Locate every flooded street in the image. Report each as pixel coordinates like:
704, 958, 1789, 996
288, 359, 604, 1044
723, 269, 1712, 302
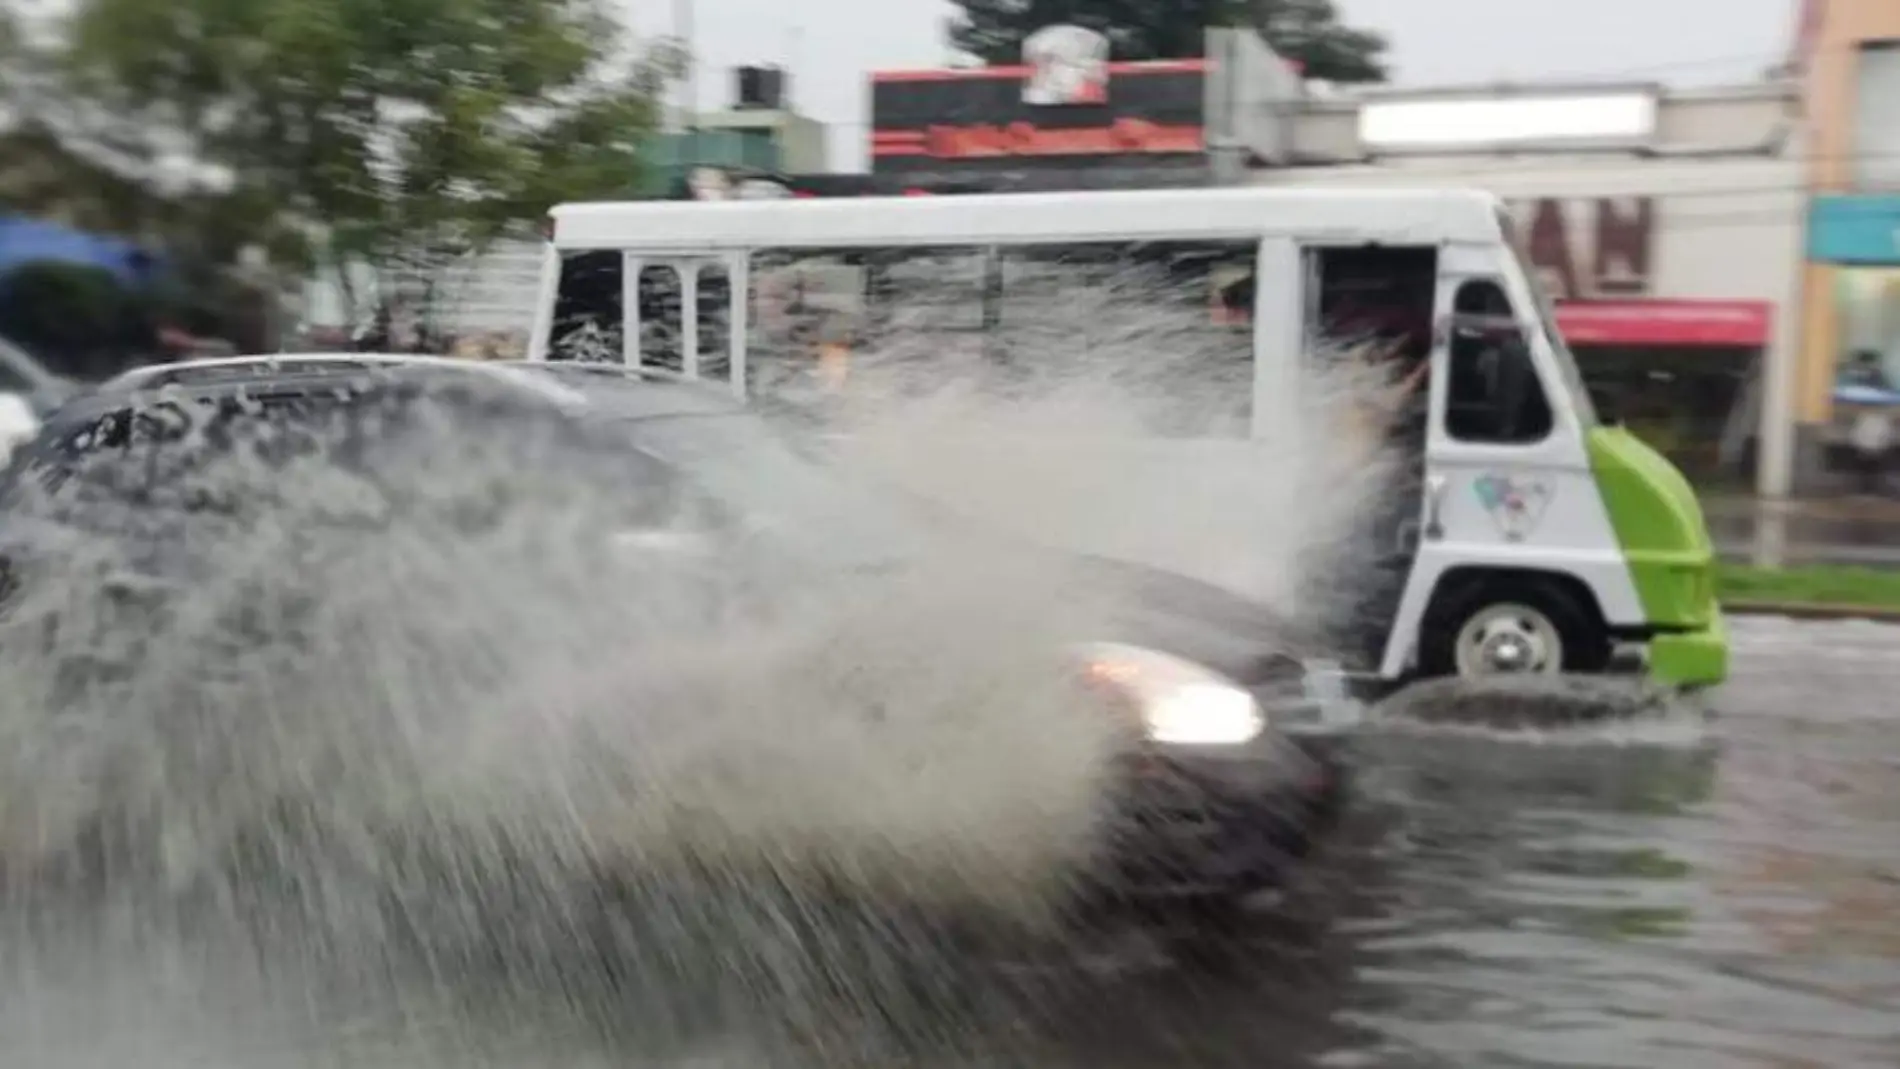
7, 607, 1894, 1069
1, 354, 1894, 1067
1017, 614, 1900, 1069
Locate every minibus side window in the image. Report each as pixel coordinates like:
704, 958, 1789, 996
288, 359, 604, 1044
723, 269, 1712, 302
746, 246, 986, 406
1497, 205, 1596, 427
697, 264, 732, 381
618, 262, 732, 380
1444, 279, 1553, 444
638, 264, 683, 371
549, 251, 623, 362
996, 240, 1255, 437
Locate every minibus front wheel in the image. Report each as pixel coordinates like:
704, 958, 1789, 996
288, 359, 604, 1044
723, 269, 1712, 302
1419, 574, 1611, 679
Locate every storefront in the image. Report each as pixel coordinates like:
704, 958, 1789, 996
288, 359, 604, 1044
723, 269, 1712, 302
1802, 194, 1900, 487
1787, 0, 1900, 492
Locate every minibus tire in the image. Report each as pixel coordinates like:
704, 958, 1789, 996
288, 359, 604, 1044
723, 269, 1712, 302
1419, 578, 1610, 679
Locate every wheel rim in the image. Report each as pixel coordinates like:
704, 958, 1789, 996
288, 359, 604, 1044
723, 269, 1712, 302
1453, 603, 1563, 677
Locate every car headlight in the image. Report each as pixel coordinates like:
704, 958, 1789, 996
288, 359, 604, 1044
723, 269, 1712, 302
1074, 642, 1266, 746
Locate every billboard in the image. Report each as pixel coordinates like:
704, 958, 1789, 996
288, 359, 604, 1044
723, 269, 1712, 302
869, 48, 1209, 179
866, 26, 1303, 188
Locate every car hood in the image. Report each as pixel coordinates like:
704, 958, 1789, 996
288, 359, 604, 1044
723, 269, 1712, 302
1041, 549, 1318, 688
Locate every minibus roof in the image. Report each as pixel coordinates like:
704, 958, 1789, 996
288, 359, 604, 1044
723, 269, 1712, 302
549, 186, 1506, 252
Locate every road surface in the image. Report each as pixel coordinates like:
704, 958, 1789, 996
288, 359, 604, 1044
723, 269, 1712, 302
968, 614, 1900, 1069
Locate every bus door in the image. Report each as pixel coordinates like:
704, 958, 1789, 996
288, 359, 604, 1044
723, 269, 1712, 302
1376, 243, 1587, 680
1299, 242, 1439, 667
624, 254, 749, 395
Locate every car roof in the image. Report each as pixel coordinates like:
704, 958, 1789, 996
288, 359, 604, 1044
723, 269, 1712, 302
64, 353, 744, 424
105, 352, 579, 399
493, 359, 746, 418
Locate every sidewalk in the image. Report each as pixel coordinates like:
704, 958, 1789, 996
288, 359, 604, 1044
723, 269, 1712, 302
1724, 599, 1900, 621
1702, 494, 1900, 569
1702, 494, 1900, 523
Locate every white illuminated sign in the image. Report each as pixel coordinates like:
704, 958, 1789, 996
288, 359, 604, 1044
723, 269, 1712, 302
1359, 93, 1658, 150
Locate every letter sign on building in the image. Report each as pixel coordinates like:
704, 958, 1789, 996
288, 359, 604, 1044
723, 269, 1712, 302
1510, 196, 1654, 301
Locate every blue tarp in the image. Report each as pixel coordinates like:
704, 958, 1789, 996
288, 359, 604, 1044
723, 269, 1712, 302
1835, 383, 1900, 407
0, 215, 163, 286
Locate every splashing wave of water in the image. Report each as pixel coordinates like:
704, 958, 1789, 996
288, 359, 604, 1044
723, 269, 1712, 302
0, 275, 1403, 1065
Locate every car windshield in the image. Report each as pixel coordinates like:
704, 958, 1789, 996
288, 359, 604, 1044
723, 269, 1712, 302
623, 412, 936, 569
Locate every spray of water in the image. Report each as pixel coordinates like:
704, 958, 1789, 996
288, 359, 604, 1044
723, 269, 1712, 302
1368, 675, 1715, 749
0, 260, 1405, 1066
773, 253, 1404, 614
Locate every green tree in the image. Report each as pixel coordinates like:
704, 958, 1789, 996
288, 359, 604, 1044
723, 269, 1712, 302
947, 0, 1388, 83
35, 0, 671, 329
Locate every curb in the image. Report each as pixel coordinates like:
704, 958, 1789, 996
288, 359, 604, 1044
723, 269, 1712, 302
1721, 600, 1900, 622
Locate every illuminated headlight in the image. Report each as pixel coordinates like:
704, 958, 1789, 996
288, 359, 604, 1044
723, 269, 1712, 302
1074, 642, 1266, 746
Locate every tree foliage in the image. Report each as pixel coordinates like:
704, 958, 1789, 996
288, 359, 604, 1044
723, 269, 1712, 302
30, 0, 669, 325
946, 0, 1388, 83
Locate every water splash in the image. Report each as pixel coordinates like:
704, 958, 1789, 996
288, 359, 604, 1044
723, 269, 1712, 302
0, 258, 1405, 1066
1368, 675, 1716, 751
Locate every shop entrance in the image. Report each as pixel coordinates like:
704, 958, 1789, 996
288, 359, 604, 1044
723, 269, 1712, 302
1573, 344, 1761, 491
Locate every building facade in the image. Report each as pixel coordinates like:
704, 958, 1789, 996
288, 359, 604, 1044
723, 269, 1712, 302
1793, 0, 1900, 493
770, 27, 1303, 196
1254, 82, 1807, 495
640, 65, 831, 198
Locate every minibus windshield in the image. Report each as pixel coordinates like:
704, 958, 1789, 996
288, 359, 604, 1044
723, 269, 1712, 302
1498, 207, 1597, 428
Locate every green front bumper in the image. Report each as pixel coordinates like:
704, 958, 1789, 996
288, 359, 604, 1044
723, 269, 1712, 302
1645, 609, 1729, 689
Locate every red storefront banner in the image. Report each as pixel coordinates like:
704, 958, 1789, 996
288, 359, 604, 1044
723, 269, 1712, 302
872, 119, 1206, 159
1554, 299, 1773, 348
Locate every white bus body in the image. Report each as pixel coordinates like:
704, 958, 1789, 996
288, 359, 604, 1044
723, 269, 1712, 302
530, 187, 1727, 689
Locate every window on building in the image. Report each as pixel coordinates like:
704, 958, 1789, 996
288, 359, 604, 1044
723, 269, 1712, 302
1445, 279, 1553, 444
1853, 41, 1900, 190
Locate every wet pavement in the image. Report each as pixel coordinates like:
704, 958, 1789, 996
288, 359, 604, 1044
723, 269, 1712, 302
9, 613, 1896, 1068
972, 615, 1900, 1069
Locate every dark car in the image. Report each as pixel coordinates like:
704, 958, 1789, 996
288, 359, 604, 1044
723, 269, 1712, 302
1, 353, 1347, 913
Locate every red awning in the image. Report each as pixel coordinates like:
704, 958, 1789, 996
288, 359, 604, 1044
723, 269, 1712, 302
1554, 299, 1773, 348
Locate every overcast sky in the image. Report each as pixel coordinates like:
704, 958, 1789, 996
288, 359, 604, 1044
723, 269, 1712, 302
616, 0, 1799, 170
